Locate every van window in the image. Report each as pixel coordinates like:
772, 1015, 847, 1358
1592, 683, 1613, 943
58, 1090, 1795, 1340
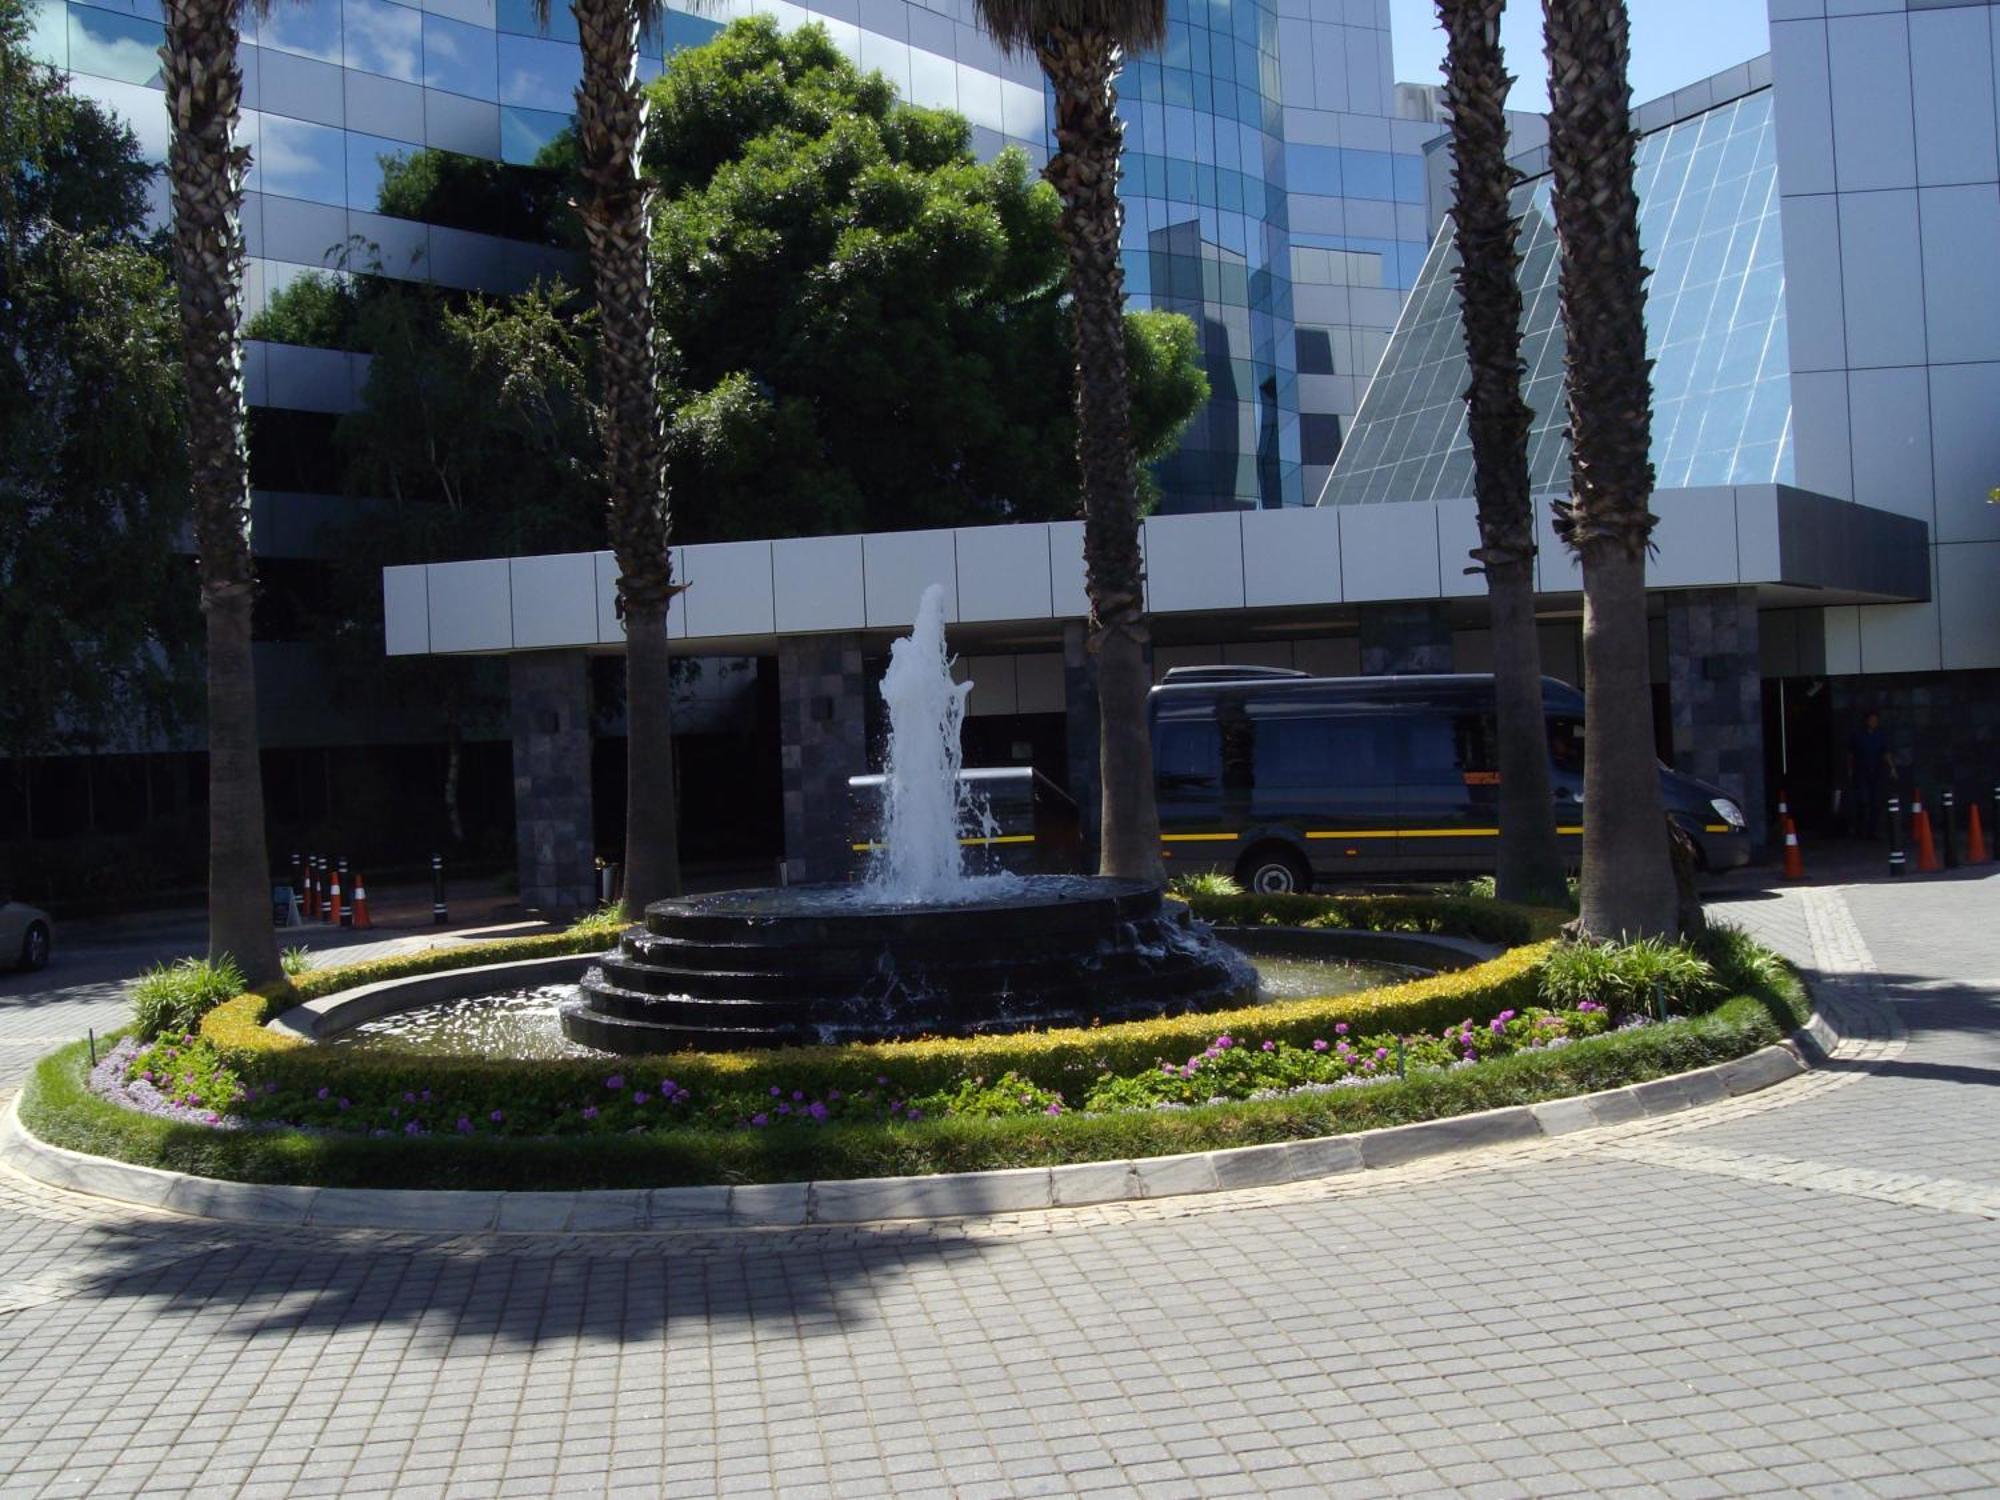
1155, 719, 1220, 788
1404, 711, 1497, 785
1549, 715, 1584, 775
1250, 709, 1396, 788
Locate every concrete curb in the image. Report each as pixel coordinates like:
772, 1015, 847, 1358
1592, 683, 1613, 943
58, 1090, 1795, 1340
0, 1008, 1832, 1233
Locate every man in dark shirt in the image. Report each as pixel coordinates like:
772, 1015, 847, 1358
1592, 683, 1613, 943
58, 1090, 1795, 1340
1847, 710, 1895, 839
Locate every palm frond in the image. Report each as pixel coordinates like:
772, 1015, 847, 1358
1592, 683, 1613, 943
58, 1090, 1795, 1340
974, 0, 1166, 56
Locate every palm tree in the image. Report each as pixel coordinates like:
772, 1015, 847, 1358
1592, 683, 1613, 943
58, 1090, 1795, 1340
973, 0, 1165, 885
1542, 0, 1677, 938
160, 0, 280, 985
547, 0, 682, 910
1435, 0, 1566, 909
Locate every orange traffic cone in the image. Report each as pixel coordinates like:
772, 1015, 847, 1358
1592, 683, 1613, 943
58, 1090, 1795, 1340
327, 868, 344, 926
1969, 803, 1991, 865
351, 873, 372, 930
1782, 815, 1805, 880
1913, 790, 1942, 873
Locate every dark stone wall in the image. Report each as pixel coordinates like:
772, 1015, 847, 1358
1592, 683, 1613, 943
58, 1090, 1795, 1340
1359, 602, 1453, 675
1666, 588, 1767, 846
778, 634, 867, 884
508, 650, 596, 911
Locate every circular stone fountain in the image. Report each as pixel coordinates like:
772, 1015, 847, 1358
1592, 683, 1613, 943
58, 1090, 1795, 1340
560, 585, 1254, 1054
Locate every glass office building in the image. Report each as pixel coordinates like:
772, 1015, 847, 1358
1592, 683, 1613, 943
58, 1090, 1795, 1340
35, 0, 1434, 515
1321, 84, 1791, 506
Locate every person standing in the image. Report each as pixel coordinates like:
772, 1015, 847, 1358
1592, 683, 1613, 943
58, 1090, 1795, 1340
1847, 709, 1895, 840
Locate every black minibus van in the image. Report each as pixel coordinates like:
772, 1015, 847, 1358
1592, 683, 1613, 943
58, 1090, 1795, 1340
1150, 667, 1751, 893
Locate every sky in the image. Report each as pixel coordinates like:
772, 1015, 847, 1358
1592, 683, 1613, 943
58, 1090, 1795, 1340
1387, 0, 1772, 115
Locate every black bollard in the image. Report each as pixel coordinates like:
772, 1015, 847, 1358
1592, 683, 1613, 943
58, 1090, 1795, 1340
338, 856, 353, 927
1943, 789, 1959, 869
1888, 794, 1905, 878
432, 852, 448, 925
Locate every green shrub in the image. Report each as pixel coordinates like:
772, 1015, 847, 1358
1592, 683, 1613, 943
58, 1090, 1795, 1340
1167, 871, 1243, 899
280, 946, 314, 977
129, 955, 247, 1041
565, 902, 631, 942
1538, 936, 1719, 1019
1699, 921, 1790, 996
1181, 890, 1566, 944
126, 1035, 245, 1115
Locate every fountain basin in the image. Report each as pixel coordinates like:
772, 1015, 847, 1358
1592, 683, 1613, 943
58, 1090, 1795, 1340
561, 876, 1257, 1052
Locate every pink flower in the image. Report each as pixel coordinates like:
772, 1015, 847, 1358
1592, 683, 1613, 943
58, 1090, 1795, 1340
1334, 1023, 1349, 1035
1261, 1040, 1276, 1053
1312, 1039, 1329, 1052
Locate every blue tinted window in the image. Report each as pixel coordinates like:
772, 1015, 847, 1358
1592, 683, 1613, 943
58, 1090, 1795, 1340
496, 0, 575, 44
68, 4, 161, 85
257, 0, 341, 63
425, 12, 496, 100
498, 32, 575, 111
344, 0, 420, 81
254, 114, 346, 205
500, 104, 570, 166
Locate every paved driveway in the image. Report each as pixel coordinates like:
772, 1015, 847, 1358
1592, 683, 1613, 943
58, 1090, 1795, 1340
0, 876, 1995, 1499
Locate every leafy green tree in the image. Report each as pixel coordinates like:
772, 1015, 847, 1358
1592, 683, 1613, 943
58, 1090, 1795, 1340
0, 0, 194, 760
648, 18, 1207, 539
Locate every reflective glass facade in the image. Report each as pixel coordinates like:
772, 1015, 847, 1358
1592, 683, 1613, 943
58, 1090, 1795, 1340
1321, 88, 1792, 506
40, 0, 1432, 514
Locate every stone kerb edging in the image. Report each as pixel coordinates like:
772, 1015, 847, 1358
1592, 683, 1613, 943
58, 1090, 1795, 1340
0, 1011, 1842, 1233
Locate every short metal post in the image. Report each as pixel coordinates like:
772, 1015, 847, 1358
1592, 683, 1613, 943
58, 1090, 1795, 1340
1888, 794, 1905, 878
1652, 981, 1667, 1024
88, 1029, 97, 1068
1943, 789, 1959, 869
431, 852, 448, 925
1395, 1037, 1406, 1080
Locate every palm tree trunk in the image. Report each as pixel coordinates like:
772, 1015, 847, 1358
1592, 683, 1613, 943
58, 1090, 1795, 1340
572, 0, 681, 909
1543, 0, 1677, 939
162, 0, 280, 985
1438, 0, 1566, 908
1036, 27, 1163, 886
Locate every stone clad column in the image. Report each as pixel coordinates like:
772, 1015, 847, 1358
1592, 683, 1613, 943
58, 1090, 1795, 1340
1666, 588, 1767, 847
509, 650, 596, 911
778, 634, 867, 884
1359, 602, 1453, 675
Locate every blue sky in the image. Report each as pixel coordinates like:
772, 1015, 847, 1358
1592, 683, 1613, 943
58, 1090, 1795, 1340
1387, 0, 1772, 114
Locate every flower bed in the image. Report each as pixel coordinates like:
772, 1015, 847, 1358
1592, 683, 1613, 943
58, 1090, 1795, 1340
13, 897, 1801, 1193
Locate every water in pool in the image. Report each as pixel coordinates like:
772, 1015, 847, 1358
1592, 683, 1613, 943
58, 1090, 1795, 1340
329, 957, 1417, 1057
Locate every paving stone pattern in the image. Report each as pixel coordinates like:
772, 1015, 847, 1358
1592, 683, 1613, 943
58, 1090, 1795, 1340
0, 875, 1996, 1497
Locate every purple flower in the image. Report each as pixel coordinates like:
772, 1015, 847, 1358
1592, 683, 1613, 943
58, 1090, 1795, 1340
1490, 1018, 1506, 1034
1261, 1040, 1276, 1053
826, 1089, 841, 1102
316, 1086, 329, 1101
770, 1086, 782, 1097
1312, 1039, 1329, 1053
792, 1090, 804, 1102
632, 1091, 650, 1106
906, 1108, 922, 1121
1216, 1035, 1233, 1049
1374, 1047, 1389, 1060
605, 1074, 625, 1090
420, 1090, 431, 1102
750, 1112, 769, 1127
777, 1103, 791, 1116
807, 1101, 828, 1122
581, 1106, 599, 1121
403, 1092, 416, 1104
489, 1108, 504, 1123
1335, 1023, 1349, 1036
337, 1098, 350, 1111
404, 1120, 422, 1136
673, 1089, 691, 1104
457, 1117, 474, 1133
876, 1075, 889, 1085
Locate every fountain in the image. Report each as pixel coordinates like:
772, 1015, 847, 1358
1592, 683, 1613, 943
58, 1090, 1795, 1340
560, 586, 1255, 1053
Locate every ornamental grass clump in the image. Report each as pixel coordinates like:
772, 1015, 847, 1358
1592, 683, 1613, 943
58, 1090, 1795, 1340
1537, 935, 1718, 1020
129, 955, 247, 1041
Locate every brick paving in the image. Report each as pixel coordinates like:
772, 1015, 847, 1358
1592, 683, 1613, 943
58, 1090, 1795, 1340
0, 874, 1995, 1497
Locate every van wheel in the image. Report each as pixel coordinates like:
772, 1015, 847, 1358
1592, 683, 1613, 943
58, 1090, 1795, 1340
1238, 846, 1311, 896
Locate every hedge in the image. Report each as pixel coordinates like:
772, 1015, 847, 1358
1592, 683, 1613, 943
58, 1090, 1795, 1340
20, 973, 1807, 1191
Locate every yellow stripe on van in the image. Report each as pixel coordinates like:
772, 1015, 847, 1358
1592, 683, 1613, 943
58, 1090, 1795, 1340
1160, 832, 1240, 842
1557, 825, 1583, 835
1304, 830, 1398, 839
1703, 823, 1730, 833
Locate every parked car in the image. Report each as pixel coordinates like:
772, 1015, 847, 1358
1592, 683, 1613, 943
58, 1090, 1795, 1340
1, 896, 53, 972
1150, 667, 1751, 894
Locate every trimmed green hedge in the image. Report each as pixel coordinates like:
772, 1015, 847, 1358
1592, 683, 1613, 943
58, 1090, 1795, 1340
1185, 891, 1567, 945
20, 972, 1807, 1190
